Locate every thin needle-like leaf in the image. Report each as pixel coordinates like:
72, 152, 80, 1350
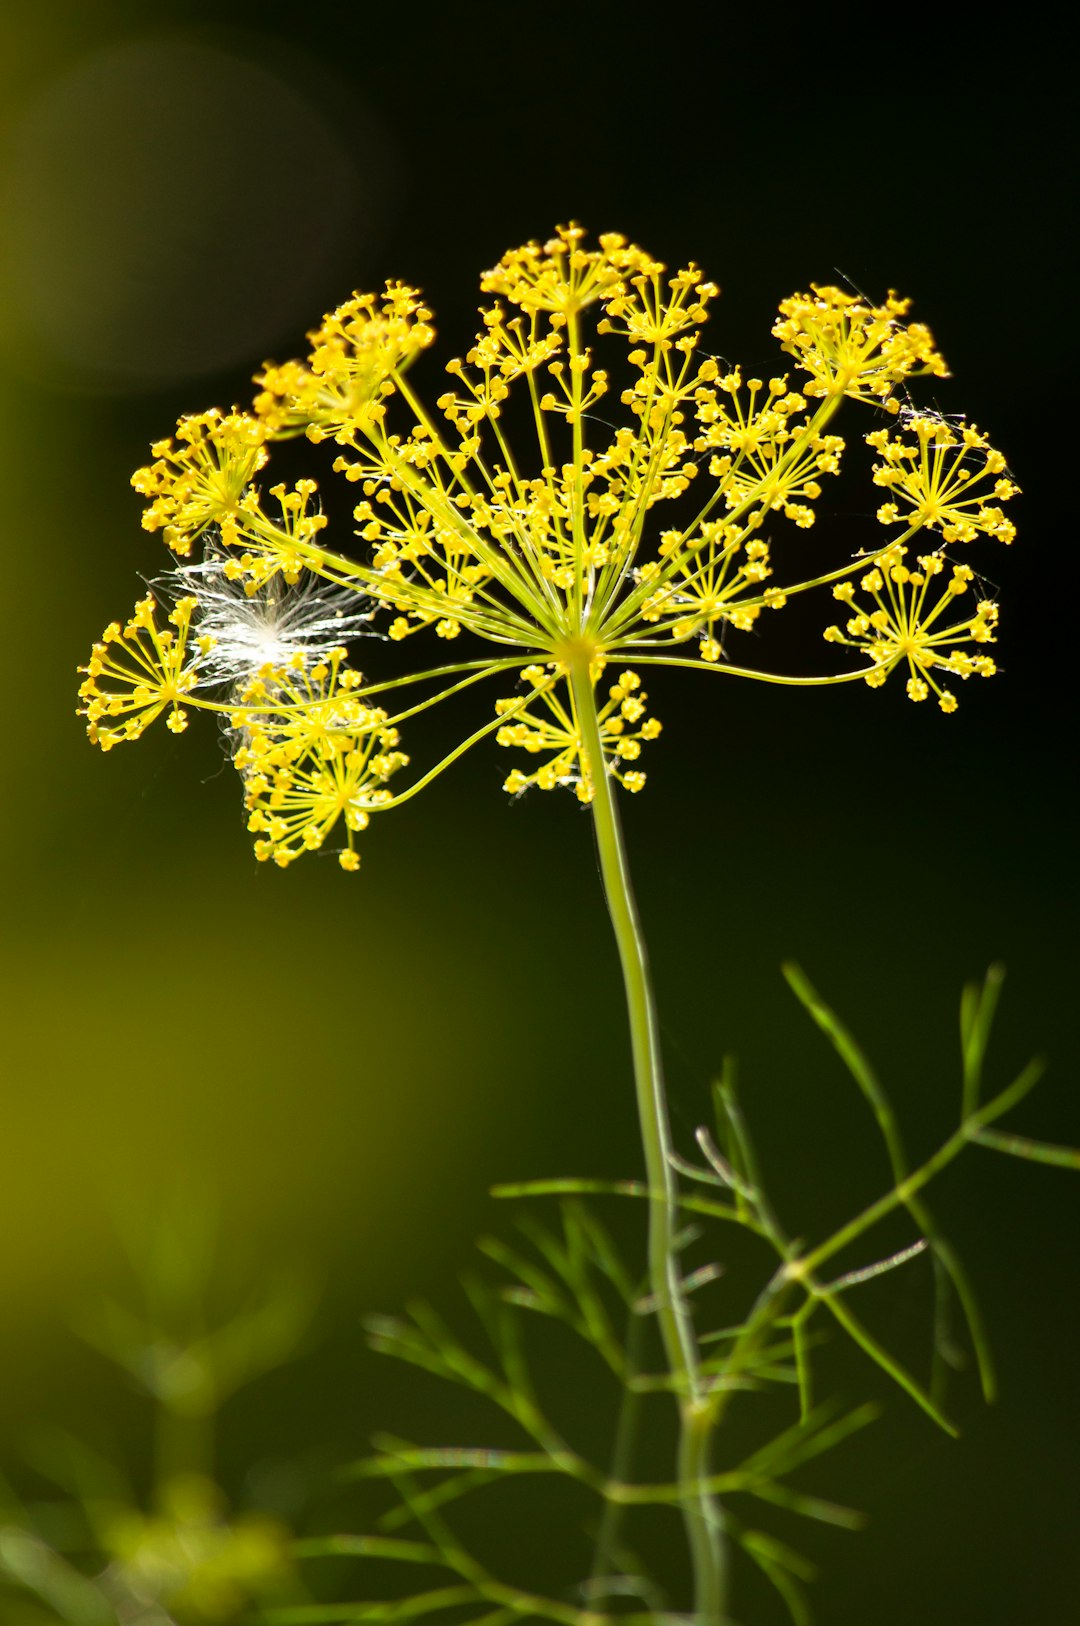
817, 1292, 957, 1435
972, 1128, 1080, 1169
823, 1237, 929, 1292
962, 964, 1006, 1118
783, 962, 996, 1401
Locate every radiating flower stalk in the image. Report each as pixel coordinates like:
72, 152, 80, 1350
78, 227, 1021, 1620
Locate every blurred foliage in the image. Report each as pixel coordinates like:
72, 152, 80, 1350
0, 1196, 312, 1624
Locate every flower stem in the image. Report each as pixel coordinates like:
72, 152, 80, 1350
567, 654, 726, 1624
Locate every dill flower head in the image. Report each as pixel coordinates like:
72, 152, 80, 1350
131, 411, 268, 556
253, 283, 435, 441
824, 546, 998, 712
78, 595, 211, 749
234, 648, 407, 871
773, 285, 949, 409
497, 664, 660, 800
868, 414, 1019, 544
80, 226, 1019, 868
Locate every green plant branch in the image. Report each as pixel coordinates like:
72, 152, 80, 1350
971, 1128, 1080, 1168
357, 959, 1071, 1626
782, 962, 996, 1402
793, 1056, 1046, 1282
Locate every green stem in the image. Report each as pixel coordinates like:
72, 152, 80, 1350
567, 653, 727, 1624
797, 1056, 1044, 1282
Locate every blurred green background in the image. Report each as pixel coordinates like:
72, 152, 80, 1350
1, 3, 1076, 1621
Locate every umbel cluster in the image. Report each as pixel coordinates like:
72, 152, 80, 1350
78, 227, 1018, 869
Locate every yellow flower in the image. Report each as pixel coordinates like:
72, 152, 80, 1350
867, 415, 1018, 544
296, 241, 952, 664
823, 546, 998, 710
773, 285, 948, 410
253, 282, 434, 443
497, 666, 660, 800
131, 411, 267, 555
234, 649, 408, 869
481, 224, 659, 318
78, 595, 209, 749
216, 478, 331, 592
83, 226, 1018, 866
694, 370, 844, 530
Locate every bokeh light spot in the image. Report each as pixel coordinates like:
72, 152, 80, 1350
0, 34, 389, 390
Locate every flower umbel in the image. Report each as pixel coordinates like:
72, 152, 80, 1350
233, 649, 408, 870
253, 282, 435, 442
772, 284, 949, 409
498, 665, 660, 799
79, 595, 210, 749
824, 545, 998, 710
80, 225, 1019, 866
132, 411, 268, 556
869, 414, 1019, 544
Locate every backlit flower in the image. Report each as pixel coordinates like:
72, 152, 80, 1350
234, 649, 407, 870
823, 545, 998, 711
132, 411, 267, 556
868, 414, 1018, 544
78, 595, 210, 749
497, 666, 660, 800
81, 226, 1018, 866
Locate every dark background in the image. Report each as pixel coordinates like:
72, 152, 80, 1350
1, 4, 1076, 1622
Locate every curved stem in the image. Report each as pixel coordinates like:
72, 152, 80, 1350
567, 652, 726, 1624
621, 654, 887, 686
374, 678, 545, 811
